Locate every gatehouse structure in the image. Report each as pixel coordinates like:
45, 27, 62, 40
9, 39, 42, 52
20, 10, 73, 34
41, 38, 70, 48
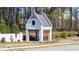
26, 9, 52, 42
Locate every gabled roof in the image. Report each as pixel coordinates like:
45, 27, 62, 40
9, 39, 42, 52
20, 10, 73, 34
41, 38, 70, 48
32, 11, 52, 27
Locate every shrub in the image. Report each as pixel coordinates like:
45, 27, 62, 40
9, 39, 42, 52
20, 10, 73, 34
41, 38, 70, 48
53, 31, 77, 38
66, 31, 73, 37
1, 38, 5, 42
76, 32, 79, 37
53, 32, 61, 38
18, 40, 20, 42
60, 31, 66, 38
66, 31, 77, 37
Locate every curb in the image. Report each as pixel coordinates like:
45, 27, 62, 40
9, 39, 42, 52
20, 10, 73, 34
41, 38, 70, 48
0, 42, 79, 50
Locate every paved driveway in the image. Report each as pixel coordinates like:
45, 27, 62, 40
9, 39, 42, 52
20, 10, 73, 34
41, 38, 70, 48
26, 44, 79, 51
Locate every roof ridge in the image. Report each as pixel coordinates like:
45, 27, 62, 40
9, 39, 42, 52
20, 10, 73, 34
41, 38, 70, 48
33, 11, 42, 25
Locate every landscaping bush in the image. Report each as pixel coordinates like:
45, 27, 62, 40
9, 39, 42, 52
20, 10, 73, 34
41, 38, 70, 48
53, 31, 77, 38
66, 31, 78, 37
18, 40, 20, 42
60, 31, 66, 38
74, 32, 78, 36
66, 31, 73, 37
53, 32, 61, 38
1, 38, 5, 42
76, 32, 79, 37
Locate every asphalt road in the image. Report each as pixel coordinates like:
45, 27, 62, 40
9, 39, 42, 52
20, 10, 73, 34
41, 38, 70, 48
26, 44, 79, 51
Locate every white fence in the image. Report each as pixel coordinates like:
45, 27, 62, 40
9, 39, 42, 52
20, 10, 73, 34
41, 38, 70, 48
0, 33, 23, 42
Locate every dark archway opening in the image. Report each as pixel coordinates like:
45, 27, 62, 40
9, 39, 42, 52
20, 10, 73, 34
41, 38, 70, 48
29, 35, 38, 41
29, 30, 39, 41
23, 35, 26, 41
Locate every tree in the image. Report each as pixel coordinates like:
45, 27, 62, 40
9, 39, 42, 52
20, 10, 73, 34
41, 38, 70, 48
69, 7, 72, 30
0, 8, 3, 20
0, 20, 10, 33
49, 7, 60, 31
73, 7, 79, 31
11, 23, 20, 33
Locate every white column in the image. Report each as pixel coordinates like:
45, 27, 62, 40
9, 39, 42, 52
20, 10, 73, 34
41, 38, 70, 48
39, 29, 43, 42
26, 29, 29, 42
19, 32, 23, 42
48, 28, 52, 41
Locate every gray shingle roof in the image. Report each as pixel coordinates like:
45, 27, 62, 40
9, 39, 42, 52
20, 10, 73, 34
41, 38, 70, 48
33, 11, 52, 27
